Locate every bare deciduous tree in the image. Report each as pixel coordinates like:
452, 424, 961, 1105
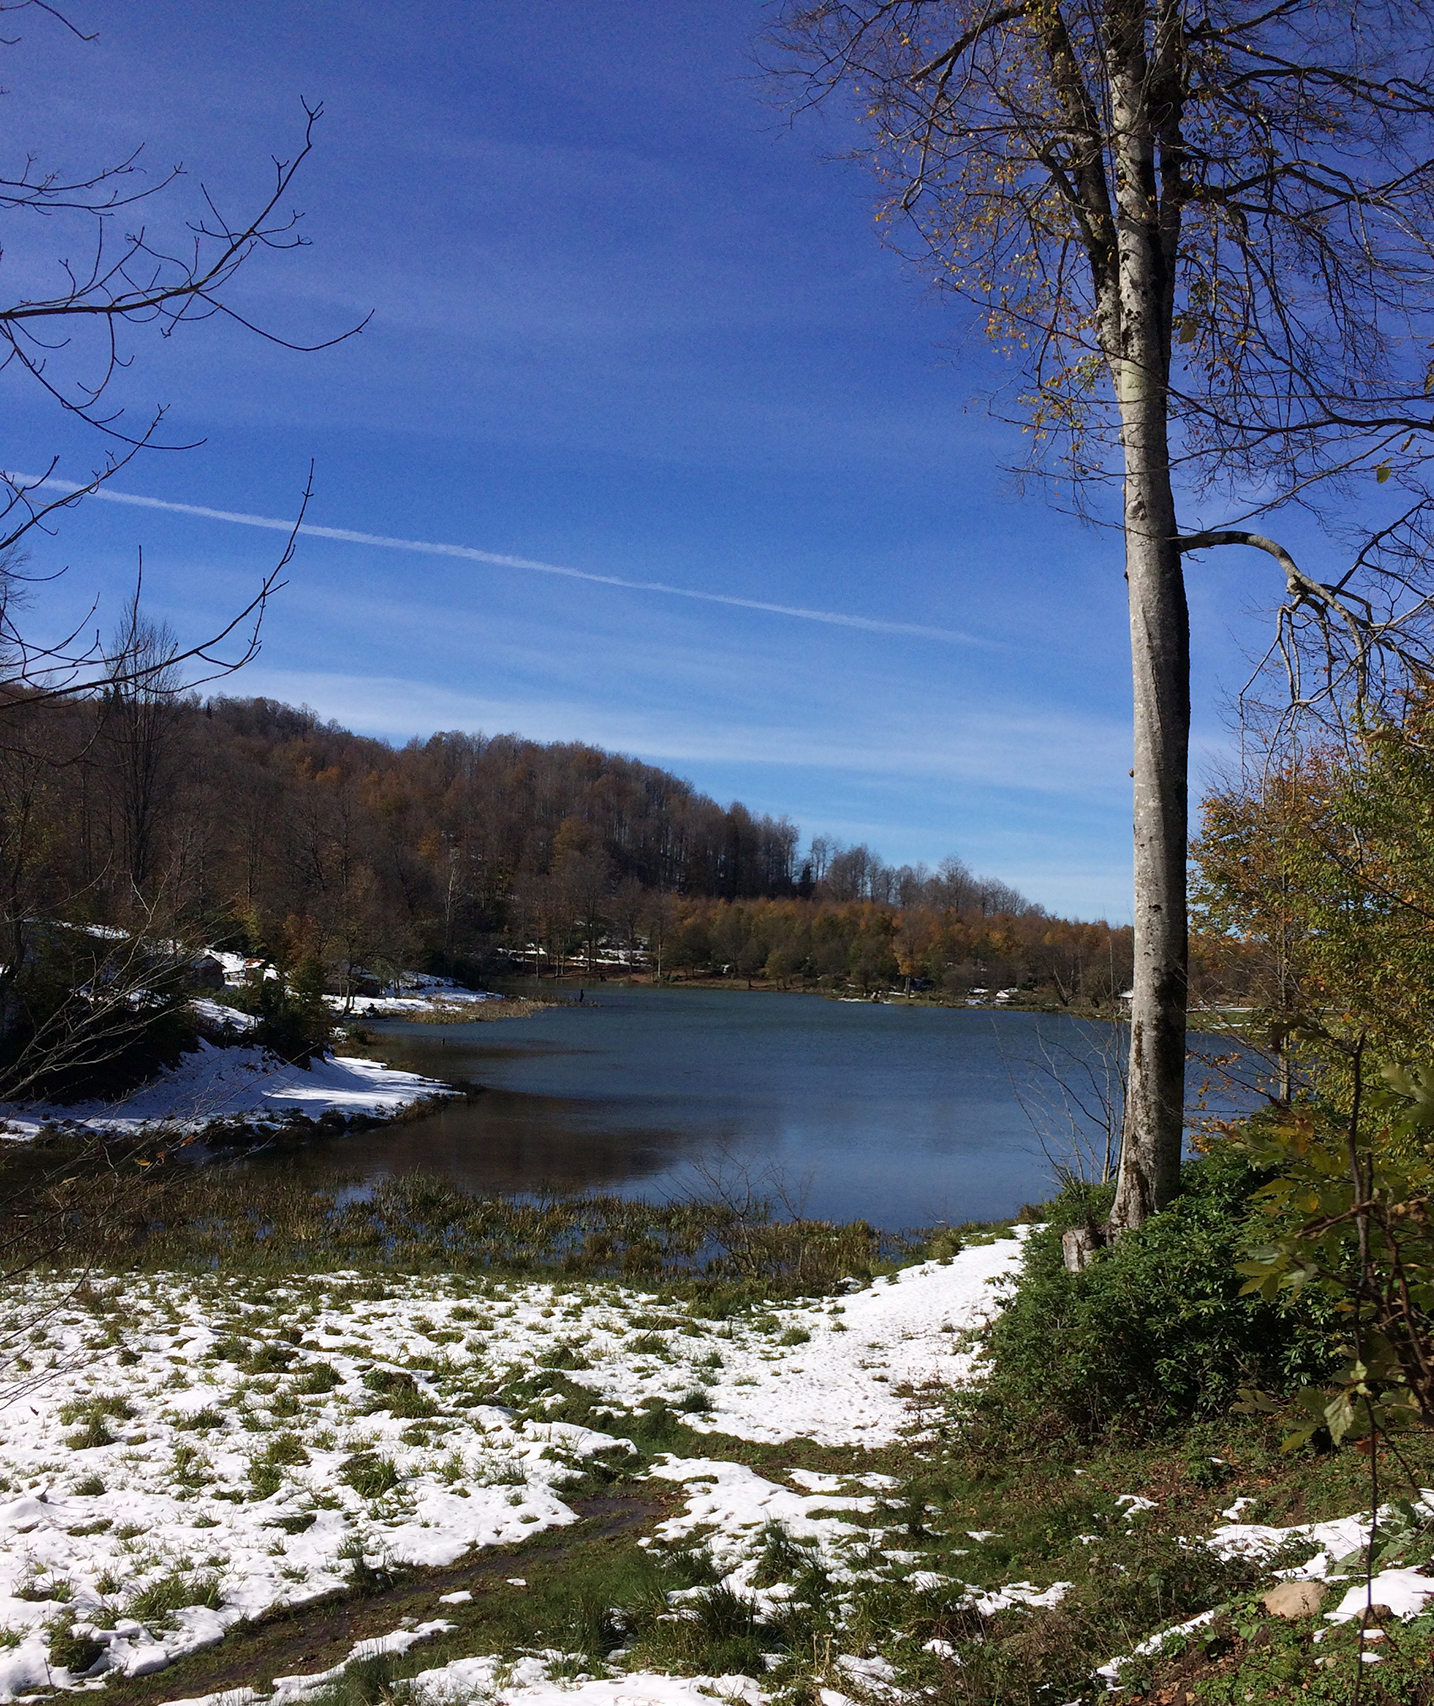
100, 594, 181, 901
0, 1, 363, 705
772, 0, 1434, 1227
0, 2, 357, 1236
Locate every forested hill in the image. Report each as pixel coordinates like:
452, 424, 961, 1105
2, 692, 1045, 983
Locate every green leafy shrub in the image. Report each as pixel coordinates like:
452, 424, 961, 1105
1237, 1080, 1434, 1446
974, 1148, 1337, 1442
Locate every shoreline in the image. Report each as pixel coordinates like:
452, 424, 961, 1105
488, 974, 1245, 1035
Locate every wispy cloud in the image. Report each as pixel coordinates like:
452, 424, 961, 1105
10, 475, 992, 648
238, 668, 1129, 800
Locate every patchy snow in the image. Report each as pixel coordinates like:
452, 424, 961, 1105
1100, 1498, 1434, 1685
0, 1041, 455, 1140
5, 1232, 1421, 1706
1326, 1568, 1434, 1622
265, 1620, 458, 1702
401, 1657, 767, 1706
0, 1272, 638, 1695
329, 977, 507, 1018
1115, 1494, 1156, 1515
1096, 1608, 1223, 1682
208, 951, 255, 982
0, 1238, 1037, 1694
648, 1457, 874, 1588
191, 1001, 259, 1034
967, 1580, 1070, 1615
1209, 1500, 1434, 1586
570, 1234, 1031, 1448
155, 1621, 458, 1706
202, 948, 507, 1018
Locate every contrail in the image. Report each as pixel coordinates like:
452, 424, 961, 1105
8, 473, 987, 647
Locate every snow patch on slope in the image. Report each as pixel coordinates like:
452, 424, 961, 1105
575, 1234, 1029, 1447
0, 1041, 454, 1138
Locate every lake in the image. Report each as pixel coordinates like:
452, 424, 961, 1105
254, 988, 1253, 1231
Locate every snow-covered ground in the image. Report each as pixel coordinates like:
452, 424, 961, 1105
162, 1652, 772, 1706
0, 1239, 1032, 1698
0, 952, 522, 1141
207, 953, 509, 1017
324, 977, 509, 1019
398, 1660, 767, 1706
565, 1239, 1030, 1447
0, 1040, 456, 1141
0, 1236, 1429, 1705
1211, 1506, 1434, 1618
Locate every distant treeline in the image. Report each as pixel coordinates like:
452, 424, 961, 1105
0, 688, 1202, 1006
648, 897, 1138, 1005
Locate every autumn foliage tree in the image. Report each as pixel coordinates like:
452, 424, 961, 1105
1194, 707, 1434, 1086
1197, 720, 1434, 1454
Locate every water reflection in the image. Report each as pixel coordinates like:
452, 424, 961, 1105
239, 989, 1257, 1231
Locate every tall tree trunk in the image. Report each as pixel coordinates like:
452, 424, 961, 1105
1111, 390, 1189, 1228
1107, 7, 1190, 1231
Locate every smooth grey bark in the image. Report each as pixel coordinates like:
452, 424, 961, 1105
1105, 3, 1190, 1231
1111, 401, 1190, 1229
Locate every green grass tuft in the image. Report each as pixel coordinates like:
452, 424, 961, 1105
339, 1451, 400, 1498
128, 1571, 221, 1626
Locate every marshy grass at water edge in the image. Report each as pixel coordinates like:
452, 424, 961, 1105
0, 1140, 938, 1300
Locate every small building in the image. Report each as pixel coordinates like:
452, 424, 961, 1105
188, 953, 226, 992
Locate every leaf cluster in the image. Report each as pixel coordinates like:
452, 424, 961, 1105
1192, 702, 1434, 1080
1235, 1074, 1434, 1447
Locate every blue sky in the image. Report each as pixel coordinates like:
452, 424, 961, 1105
2, 0, 1293, 919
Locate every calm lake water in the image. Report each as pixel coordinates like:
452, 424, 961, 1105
256, 989, 1253, 1232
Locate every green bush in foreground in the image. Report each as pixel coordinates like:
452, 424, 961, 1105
1136, 1596, 1434, 1703
973, 1147, 1338, 1443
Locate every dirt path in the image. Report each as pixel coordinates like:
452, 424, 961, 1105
100, 1488, 665, 1706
